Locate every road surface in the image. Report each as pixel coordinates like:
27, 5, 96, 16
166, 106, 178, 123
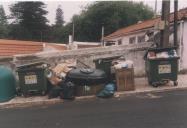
0, 89, 187, 128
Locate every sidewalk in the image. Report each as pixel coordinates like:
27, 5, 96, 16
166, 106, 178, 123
1, 74, 187, 109
134, 74, 187, 93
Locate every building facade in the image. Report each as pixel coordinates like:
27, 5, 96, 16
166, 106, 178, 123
104, 8, 187, 71
104, 8, 187, 46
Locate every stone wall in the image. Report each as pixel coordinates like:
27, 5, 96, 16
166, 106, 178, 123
2, 42, 183, 77
0, 57, 14, 69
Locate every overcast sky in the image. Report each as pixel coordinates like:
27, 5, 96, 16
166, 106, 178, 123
0, 0, 187, 25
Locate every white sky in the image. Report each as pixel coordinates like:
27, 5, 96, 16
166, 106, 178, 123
0, 0, 187, 25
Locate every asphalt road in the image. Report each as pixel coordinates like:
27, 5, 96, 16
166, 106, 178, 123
1, 89, 187, 128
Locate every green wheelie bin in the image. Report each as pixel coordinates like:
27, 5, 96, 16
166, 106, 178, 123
145, 47, 179, 87
17, 62, 48, 97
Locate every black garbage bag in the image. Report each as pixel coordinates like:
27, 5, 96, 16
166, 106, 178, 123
60, 81, 75, 100
48, 86, 62, 99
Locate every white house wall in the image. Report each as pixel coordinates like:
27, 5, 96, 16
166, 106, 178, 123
122, 37, 129, 45
105, 20, 187, 73
181, 20, 187, 70
107, 31, 146, 46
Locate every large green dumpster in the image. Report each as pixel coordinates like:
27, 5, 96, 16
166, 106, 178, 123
0, 66, 16, 102
17, 62, 47, 96
145, 47, 179, 87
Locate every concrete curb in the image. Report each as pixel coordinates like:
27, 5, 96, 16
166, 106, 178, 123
116, 86, 187, 96
0, 98, 63, 109
75, 86, 187, 100
1, 85, 187, 109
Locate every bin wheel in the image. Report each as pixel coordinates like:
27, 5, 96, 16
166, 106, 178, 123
174, 81, 178, 86
148, 81, 152, 85
41, 91, 46, 96
152, 83, 158, 88
22, 93, 29, 98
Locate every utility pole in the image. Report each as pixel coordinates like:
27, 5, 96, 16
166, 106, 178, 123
160, 0, 170, 48
101, 26, 104, 46
174, 0, 178, 48
40, 31, 43, 42
154, 0, 157, 18
72, 22, 75, 43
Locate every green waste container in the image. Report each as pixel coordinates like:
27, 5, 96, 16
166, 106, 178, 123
93, 56, 121, 82
0, 66, 16, 102
145, 47, 179, 87
17, 63, 47, 96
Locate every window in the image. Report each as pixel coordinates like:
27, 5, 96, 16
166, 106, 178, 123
138, 35, 145, 43
105, 42, 115, 46
118, 39, 122, 45
129, 37, 136, 44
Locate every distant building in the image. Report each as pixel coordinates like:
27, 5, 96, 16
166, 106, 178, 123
104, 8, 187, 70
104, 8, 187, 46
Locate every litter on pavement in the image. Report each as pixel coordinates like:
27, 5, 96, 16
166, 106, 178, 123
0, 56, 136, 103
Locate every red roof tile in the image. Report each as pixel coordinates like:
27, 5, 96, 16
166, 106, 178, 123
0, 39, 43, 57
104, 8, 187, 40
77, 44, 101, 49
45, 43, 67, 51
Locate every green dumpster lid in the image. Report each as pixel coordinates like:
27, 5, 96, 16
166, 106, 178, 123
93, 55, 122, 62
16, 61, 46, 70
147, 46, 177, 52
147, 57, 180, 61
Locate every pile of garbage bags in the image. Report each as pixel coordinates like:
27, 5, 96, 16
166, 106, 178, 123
48, 81, 75, 100
16, 56, 134, 100
147, 49, 178, 59
111, 57, 134, 70
46, 59, 117, 99
46, 59, 76, 99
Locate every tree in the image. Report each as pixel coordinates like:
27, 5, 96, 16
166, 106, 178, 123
8, 24, 32, 40
55, 5, 64, 27
69, 1, 154, 42
0, 5, 8, 38
49, 5, 65, 43
10, 2, 48, 41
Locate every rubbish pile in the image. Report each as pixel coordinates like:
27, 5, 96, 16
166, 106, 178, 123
112, 57, 134, 70
0, 56, 136, 103
111, 57, 135, 91
46, 59, 77, 99
47, 59, 76, 86
147, 49, 178, 59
